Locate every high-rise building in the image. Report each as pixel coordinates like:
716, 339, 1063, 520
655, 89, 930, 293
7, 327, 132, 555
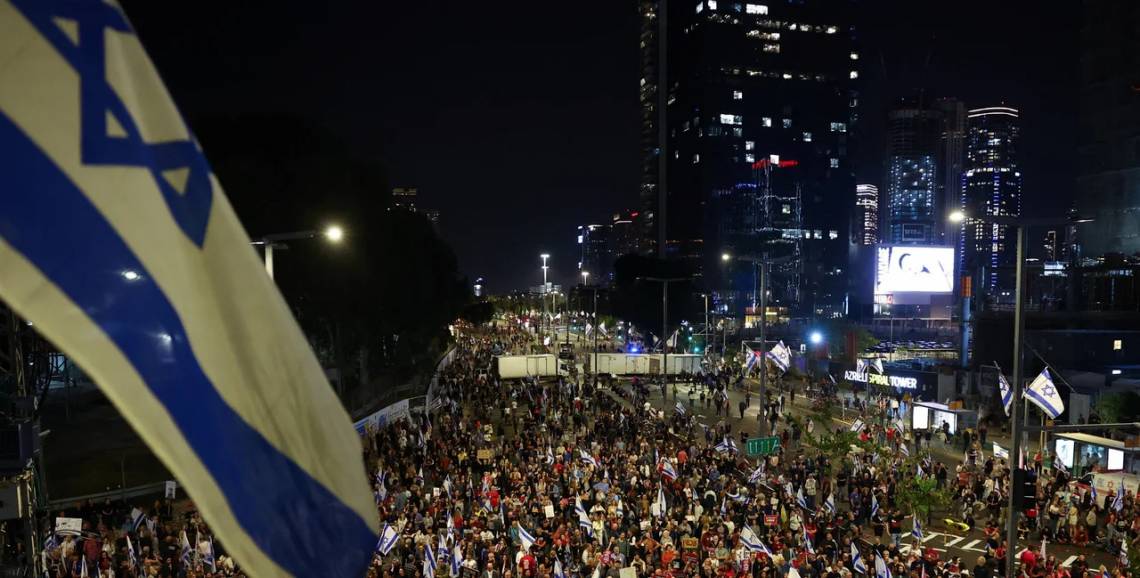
855, 184, 878, 245
639, 0, 858, 316
1044, 230, 1058, 261
577, 224, 614, 283
960, 106, 1022, 301
638, 0, 664, 257
1076, 1, 1140, 258
610, 210, 643, 260
884, 98, 941, 244
883, 96, 966, 246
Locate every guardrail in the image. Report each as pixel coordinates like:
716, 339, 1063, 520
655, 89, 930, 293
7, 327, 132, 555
47, 481, 166, 510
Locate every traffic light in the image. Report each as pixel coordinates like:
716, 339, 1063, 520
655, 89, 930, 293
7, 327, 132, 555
1012, 468, 1037, 511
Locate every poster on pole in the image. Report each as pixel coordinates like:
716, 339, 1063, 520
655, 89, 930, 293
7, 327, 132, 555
165, 480, 178, 499
55, 517, 82, 536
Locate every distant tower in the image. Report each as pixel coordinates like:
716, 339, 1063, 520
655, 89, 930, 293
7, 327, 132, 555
960, 106, 1022, 301
855, 184, 879, 245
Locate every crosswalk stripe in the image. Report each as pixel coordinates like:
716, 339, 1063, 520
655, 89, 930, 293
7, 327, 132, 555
961, 539, 985, 551
922, 532, 940, 543
941, 536, 964, 548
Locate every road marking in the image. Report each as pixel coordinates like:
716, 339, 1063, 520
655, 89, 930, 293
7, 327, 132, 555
922, 532, 940, 543
940, 536, 965, 548
960, 539, 984, 552
1061, 555, 1076, 568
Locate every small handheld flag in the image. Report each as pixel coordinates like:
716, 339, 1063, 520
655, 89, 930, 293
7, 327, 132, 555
580, 449, 600, 468
851, 542, 867, 574
377, 524, 399, 556
518, 526, 537, 551
997, 370, 1013, 416
661, 458, 678, 480
874, 552, 892, 578
911, 514, 923, 541
740, 526, 772, 555
824, 493, 836, 515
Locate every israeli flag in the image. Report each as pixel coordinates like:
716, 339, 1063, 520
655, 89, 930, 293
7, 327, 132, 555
80, 557, 88, 578
715, 437, 738, 453
377, 524, 399, 556
554, 559, 567, 578
180, 531, 193, 567
546, 446, 555, 466
575, 498, 594, 538
748, 461, 766, 484
796, 487, 808, 510
740, 526, 772, 555
655, 485, 667, 517
851, 542, 867, 574
661, 458, 678, 481
870, 494, 880, 518
424, 543, 437, 576
127, 535, 138, 569
802, 526, 814, 554
1024, 368, 1064, 419
872, 358, 885, 374
450, 543, 462, 577
911, 514, 923, 540
674, 401, 687, 416
856, 359, 867, 374
767, 341, 791, 372
824, 493, 836, 515
997, 371, 1013, 416
1090, 484, 1098, 507
745, 351, 760, 373
850, 419, 865, 433
518, 526, 537, 551
44, 533, 58, 553
205, 536, 217, 573
874, 552, 892, 578
900, 443, 910, 458
130, 508, 146, 532
1112, 479, 1124, 512
0, 3, 377, 577
580, 449, 600, 468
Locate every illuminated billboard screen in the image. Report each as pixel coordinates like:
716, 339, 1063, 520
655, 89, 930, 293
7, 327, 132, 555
875, 246, 955, 294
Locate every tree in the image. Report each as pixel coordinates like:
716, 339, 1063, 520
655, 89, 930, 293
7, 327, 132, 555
894, 463, 953, 524
1095, 391, 1140, 424
803, 428, 859, 476
193, 115, 470, 403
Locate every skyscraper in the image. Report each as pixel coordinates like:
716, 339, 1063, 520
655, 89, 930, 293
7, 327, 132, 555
639, 0, 858, 316
1076, 1, 1140, 258
884, 98, 941, 244
855, 184, 878, 245
577, 224, 614, 283
960, 106, 1022, 301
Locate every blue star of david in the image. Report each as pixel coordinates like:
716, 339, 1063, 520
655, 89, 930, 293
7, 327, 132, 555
12, 0, 214, 247
1041, 385, 1056, 397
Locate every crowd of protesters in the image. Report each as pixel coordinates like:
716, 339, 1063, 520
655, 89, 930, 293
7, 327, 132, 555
38, 496, 236, 577
35, 324, 1137, 578
361, 326, 1136, 578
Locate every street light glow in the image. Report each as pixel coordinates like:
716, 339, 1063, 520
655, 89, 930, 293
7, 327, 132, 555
721, 253, 731, 261
809, 331, 822, 345
323, 225, 345, 243
948, 210, 966, 223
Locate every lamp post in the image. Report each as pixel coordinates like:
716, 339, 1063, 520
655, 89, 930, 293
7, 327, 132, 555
947, 210, 1091, 578
540, 254, 550, 339
722, 251, 792, 435
252, 224, 345, 281
640, 276, 689, 390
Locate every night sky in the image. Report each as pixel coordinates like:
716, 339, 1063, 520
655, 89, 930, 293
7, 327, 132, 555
122, 0, 1077, 293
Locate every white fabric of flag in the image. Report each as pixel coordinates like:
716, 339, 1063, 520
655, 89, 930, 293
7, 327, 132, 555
1112, 479, 1124, 512
872, 358, 885, 374
655, 485, 667, 517
856, 359, 867, 374
997, 370, 1013, 416
870, 494, 879, 518
424, 544, 437, 577
748, 462, 765, 485
377, 523, 399, 556
580, 449, 599, 468
874, 552, 892, 578
0, 3, 377, 577
674, 401, 687, 416
911, 514, 923, 540
767, 341, 791, 372
850, 419, 865, 433
450, 543, 462, 577
796, 487, 808, 510
739, 526, 772, 555
518, 526, 537, 551
824, 493, 836, 514
554, 559, 567, 578
1023, 369, 1064, 419
575, 498, 595, 538
851, 542, 867, 574
661, 458, 678, 481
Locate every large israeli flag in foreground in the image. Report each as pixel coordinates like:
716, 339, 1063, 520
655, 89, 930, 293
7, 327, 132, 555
0, 2, 378, 576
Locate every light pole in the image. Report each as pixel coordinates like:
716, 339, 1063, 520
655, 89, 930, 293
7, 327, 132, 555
540, 254, 550, 339
252, 224, 345, 281
947, 209, 1091, 578
722, 251, 792, 435
640, 276, 689, 390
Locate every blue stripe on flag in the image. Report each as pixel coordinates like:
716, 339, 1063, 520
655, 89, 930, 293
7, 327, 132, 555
0, 115, 375, 577
1024, 387, 1062, 418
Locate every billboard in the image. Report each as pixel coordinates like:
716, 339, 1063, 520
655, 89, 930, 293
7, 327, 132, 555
874, 245, 955, 294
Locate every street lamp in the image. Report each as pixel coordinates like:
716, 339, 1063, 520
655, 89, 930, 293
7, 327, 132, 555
581, 271, 590, 286
809, 331, 822, 345
946, 209, 1091, 578
540, 254, 550, 338
722, 251, 794, 436
252, 224, 346, 280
